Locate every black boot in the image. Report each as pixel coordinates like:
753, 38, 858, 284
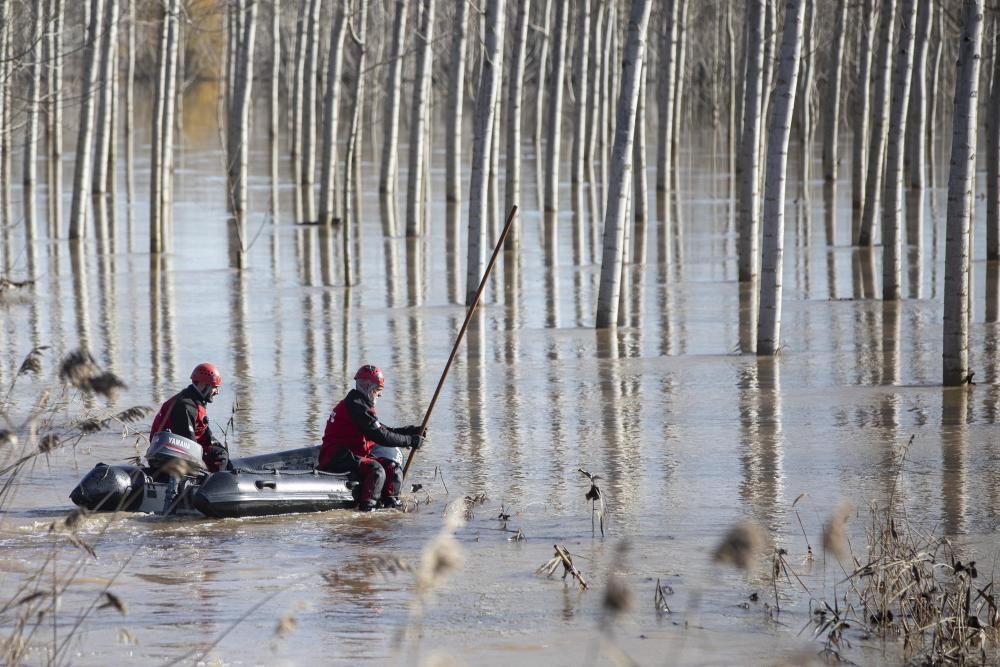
379, 496, 400, 509
357, 500, 377, 512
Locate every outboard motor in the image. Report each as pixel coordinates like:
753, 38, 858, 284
145, 431, 207, 478
70, 463, 147, 511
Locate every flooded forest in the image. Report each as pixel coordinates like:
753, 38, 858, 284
2, 0, 1000, 665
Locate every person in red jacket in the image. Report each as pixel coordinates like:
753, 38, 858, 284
149, 363, 231, 473
318, 364, 424, 511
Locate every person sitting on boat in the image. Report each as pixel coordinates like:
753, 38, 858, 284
318, 364, 424, 511
149, 362, 232, 473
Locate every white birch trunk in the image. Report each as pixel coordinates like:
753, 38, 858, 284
342, 0, 369, 285
595, 0, 653, 329
655, 0, 678, 194
269, 0, 280, 182
756, 0, 806, 355
505, 0, 531, 252
738, 0, 765, 283
93, 0, 119, 196
942, 0, 984, 386
23, 1, 43, 193
798, 0, 814, 186
405, 0, 435, 237
290, 2, 305, 180
379, 0, 408, 198
927, 10, 942, 188
906, 0, 932, 190
228, 0, 258, 240
69, 0, 106, 240
533, 0, 553, 202
543, 0, 569, 212
821, 0, 847, 182
159, 0, 179, 247
857, 0, 897, 246
671, 0, 689, 192
47, 0, 65, 237
465, 0, 505, 305
125, 0, 134, 219
300, 0, 321, 221
633, 61, 648, 263
445, 0, 469, 204
851, 0, 875, 218
986, 14, 1000, 260
881, 0, 917, 301
587, 1, 606, 206
570, 0, 591, 188
149, 0, 168, 251
318, 8, 347, 225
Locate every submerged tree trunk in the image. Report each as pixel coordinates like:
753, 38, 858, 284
69, 0, 106, 240
570, 0, 591, 189
300, 0, 321, 222
22, 0, 44, 241
159, 0, 180, 248
655, 0, 678, 194
881, 0, 917, 301
669, 0, 688, 192
93, 0, 119, 197
47, 0, 65, 237
822, 0, 847, 182
756, 0, 806, 355
852, 0, 876, 221
506, 0, 531, 254
379, 0, 408, 200
466, 0, 505, 304
633, 61, 648, 263
149, 0, 169, 251
343, 0, 369, 285
942, 0, 984, 386
857, 0, 896, 246
543, 0, 569, 212
907, 0, 932, 190
227, 0, 258, 244
318, 8, 348, 226
405, 0, 435, 237
595, 0, 653, 329
986, 13, 1000, 260
738, 0, 765, 283
533, 0, 553, 208
445, 0, 469, 204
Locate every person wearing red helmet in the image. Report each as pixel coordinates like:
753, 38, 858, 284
149, 362, 232, 473
318, 364, 425, 511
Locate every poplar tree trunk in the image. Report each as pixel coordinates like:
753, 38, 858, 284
69, 0, 106, 241
797, 0, 814, 186
269, 0, 280, 215
93, 0, 119, 197
290, 1, 306, 204
595, 0, 653, 329
822, 0, 847, 182
318, 8, 348, 225
405, 0, 435, 237
857, 0, 897, 246
927, 10, 942, 188
23, 1, 43, 191
505, 0, 531, 253
125, 0, 134, 224
738, 0, 765, 283
570, 0, 591, 188
445, 0, 469, 204
0, 0, 10, 244
986, 14, 1000, 260
907, 0, 932, 190
343, 0, 369, 285
588, 1, 607, 207
149, 0, 169, 252
756, 0, 806, 356
227, 0, 258, 248
543, 0, 569, 212
633, 61, 648, 264
670, 0, 688, 192
159, 0, 180, 247
655, 0, 678, 194
881, 0, 917, 301
852, 0, 876, 220
379, 0, 408, 200
465, 0, 505, 305
300, 0, 321, 222
533, 0, 553, 208
942, 0, 984, 387
45, 0, 64, 237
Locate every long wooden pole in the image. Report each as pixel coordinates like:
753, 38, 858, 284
402, 205, 518, 480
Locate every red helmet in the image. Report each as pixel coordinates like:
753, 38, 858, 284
354, 364, 385, 389
191, 363, 222, 387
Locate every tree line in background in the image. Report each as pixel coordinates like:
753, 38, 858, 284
0, 0, 992, 385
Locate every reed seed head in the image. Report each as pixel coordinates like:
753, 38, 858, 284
822, 500, 854, 562
712, 520, 767, 570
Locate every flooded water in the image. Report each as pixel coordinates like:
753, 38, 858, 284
2, 86, 1000, 665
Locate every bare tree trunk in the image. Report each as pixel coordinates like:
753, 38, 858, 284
269, 0, 280, 216
533, 0, 553, 208
586, 1, 606, 222
942, 0, 984, 386
227, 0, 258, 249
290, 0, 305, 210
159, 0, 180, 248
987, 12, 1000, 260
300, 0, 321, 222
907, 0, 931, 190
405, 0, 435, 237
655, 0, 678, 194
756, 0, 806, 355
857, 0, 897, 246
927, 9, 942, 189
343, 0, 369, 285
93, 0, 119, 196
542, 0, 569, 212
670, 0, 688, 192
379, 0, 408, 201
506, 0, 531, 253
726, 3, 737, 180
149, 0, 168, 252
445, 0, 469, 204
23, 1, 43, 191
822, 0, 847, 182
0, 0, 10, 247
797, 0, 814, 187
738, 0, 765, 283
47, 0, 65, 238
465, 0, 505, 305
633, 61, 648, 264
125, 0, 135, 239
571, 0, 591, 189
595, 0, 653, 329
599, 3, 613, 199
69, 0, 106, 240
851, 0, 875, 220
318, 7, 347, 225
881, 0, 917, 301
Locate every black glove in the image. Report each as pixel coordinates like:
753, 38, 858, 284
403, 424, 424, 436
409, 434, 424, 450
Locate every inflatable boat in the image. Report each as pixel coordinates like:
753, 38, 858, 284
69, 432, 357, 518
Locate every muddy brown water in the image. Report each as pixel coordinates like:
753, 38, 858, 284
2, 93, 1000, 665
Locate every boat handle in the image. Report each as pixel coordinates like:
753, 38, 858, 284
255, 480, 277, 490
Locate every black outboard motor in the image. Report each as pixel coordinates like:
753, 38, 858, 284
70, 463, 147, 511
144, 432, 207, 513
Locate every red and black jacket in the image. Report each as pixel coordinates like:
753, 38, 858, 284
318, 389, 419, 470
150, 384, 215, 452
